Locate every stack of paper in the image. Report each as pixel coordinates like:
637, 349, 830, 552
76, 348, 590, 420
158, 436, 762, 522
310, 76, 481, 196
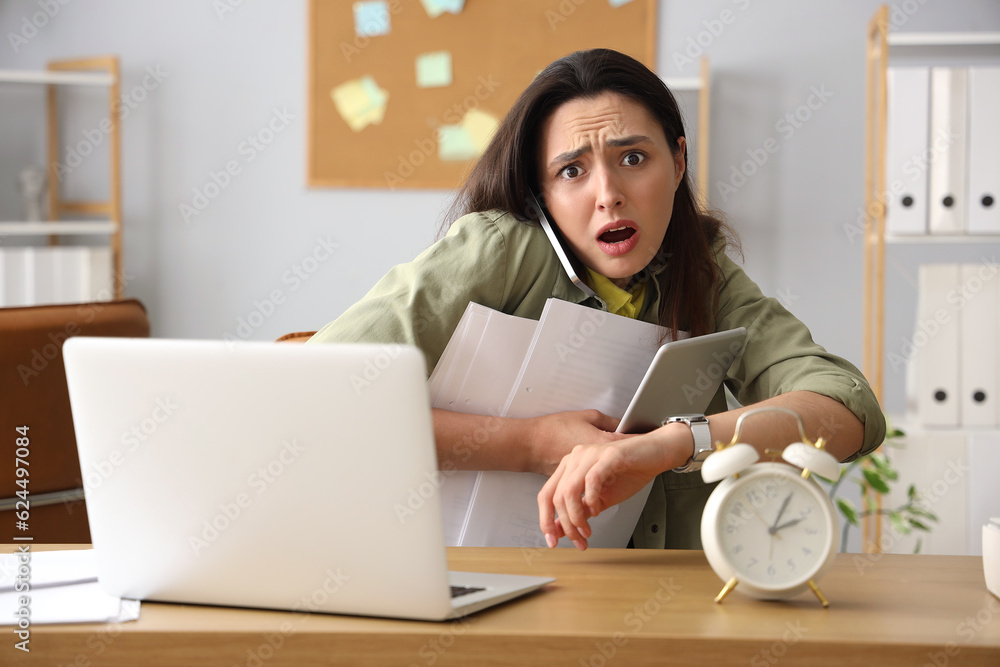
428, 298, 672, 548
0, 549, 140, 625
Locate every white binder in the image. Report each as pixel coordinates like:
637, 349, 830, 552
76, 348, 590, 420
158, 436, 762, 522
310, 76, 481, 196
886, 67, 930, 235
88, 246, 113, 301
928, 68, 967, 235
32, 247, 60, 306
967, 67, 1000, 235
917, 264, 961, 426
959, 264, 999, 427
2, 247, 35, 307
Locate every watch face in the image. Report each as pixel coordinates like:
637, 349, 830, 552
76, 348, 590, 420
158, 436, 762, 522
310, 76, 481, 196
709, 465, 836, 592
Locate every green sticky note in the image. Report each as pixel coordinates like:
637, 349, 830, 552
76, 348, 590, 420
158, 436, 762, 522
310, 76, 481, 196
416, 51, 452, 88
437, 109, 498, 161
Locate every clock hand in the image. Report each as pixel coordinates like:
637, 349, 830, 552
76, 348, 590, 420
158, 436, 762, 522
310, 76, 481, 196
745, 501, 782, 541
769, 517, 805, 535
770, 492, 793, 532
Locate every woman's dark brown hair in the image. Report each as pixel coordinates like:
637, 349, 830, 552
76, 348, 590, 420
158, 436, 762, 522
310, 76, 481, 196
446, 48, 736, 337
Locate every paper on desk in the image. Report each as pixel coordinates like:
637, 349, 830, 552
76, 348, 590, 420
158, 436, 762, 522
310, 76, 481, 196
0, 549, 140, 624
430, 299, 670, 548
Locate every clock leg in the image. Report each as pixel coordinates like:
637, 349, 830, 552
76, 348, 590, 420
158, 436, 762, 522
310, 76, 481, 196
714, 577, 738, 603
807, 580, 830, 608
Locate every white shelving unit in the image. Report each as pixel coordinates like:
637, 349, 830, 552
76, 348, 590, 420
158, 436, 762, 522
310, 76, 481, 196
862, 6, 1000, 555
0, 56, 123, 300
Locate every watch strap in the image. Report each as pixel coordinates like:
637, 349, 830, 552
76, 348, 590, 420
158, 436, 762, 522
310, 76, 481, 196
666, 415, 712, 473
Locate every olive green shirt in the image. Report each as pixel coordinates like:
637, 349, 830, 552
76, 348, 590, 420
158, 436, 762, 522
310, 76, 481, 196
309, 210, 886, 549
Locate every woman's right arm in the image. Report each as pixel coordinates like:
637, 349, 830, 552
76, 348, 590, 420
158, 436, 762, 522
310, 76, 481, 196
309, 212, 628, 475
433, 408, 627, 476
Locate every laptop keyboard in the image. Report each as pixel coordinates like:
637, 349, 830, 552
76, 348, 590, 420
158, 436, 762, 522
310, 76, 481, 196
450, 585, 486, 599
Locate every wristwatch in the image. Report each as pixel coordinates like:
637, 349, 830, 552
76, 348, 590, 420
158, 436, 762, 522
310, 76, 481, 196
664, 414, 713, 473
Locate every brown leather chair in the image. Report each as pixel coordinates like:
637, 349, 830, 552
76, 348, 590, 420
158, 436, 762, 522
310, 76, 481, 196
275, 331, 316, 343
0, 299, 150, 543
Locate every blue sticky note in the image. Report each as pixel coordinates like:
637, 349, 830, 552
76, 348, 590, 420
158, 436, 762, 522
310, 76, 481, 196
354, 1, 391, 38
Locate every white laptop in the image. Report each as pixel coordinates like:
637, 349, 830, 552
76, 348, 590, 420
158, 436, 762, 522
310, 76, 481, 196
62, 338, 554, 621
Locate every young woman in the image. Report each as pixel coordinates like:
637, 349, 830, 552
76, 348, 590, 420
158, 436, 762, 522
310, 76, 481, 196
309, 49, 885, 550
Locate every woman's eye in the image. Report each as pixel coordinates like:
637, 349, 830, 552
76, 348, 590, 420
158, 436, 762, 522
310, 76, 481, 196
560, 165, 582, 179
622, 152, 645, 167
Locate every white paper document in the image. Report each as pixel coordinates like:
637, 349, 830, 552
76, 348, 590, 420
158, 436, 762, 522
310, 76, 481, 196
0, 549, 140, 625
428, 299, 671, 548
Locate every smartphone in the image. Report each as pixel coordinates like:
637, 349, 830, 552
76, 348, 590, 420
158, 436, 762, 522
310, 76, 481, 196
529, 191, 597, 299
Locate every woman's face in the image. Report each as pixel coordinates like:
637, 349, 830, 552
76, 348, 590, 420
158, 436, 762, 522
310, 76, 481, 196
538, 92, 685, 286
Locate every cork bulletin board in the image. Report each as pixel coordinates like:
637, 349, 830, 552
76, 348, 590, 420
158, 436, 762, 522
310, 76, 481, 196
308, 0, 657, 189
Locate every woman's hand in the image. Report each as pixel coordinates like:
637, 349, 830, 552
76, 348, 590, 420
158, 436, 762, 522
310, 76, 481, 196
522, 409, 631, 476
537, 423, 692, 549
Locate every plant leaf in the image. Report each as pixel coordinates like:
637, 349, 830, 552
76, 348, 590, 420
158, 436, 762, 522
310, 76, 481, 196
836, 499, 859, 526
908, 507, 938, 522
889, 512, 910, 535
870, 453, 899, 481
863, 468, 891, 494
909, 519, 931, 532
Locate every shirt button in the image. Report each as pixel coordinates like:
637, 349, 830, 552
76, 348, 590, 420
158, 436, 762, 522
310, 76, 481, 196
651, 524, 659, 533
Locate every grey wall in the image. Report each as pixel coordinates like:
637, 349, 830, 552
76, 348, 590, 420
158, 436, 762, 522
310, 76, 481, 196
2, 0, 999, 420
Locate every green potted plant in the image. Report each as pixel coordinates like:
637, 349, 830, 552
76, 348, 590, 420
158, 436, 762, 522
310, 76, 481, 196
819, 421, 938, 553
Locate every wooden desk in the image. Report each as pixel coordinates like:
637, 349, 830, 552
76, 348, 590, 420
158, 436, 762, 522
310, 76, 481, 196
5, 546, 999, 666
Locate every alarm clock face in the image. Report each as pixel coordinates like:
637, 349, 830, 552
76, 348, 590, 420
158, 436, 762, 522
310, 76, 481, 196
703, 463, 838, 598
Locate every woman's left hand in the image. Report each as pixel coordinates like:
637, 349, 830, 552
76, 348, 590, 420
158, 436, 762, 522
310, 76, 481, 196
537, 427, 688, 550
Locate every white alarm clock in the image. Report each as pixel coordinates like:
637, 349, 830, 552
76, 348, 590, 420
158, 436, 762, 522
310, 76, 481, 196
700, 407, 840, 607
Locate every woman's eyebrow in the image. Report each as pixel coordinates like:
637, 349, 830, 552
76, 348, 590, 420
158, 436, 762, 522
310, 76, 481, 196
547, 135, 653, 168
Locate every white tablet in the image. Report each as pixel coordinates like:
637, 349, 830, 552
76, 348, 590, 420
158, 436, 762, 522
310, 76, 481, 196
617, 327, 747, 434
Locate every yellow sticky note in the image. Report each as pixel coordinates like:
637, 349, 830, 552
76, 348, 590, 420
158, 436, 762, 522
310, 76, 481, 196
419, 0, 465, 18
437, 108, 498, 161
416, 51, 452, 88
330, 76, 388, 132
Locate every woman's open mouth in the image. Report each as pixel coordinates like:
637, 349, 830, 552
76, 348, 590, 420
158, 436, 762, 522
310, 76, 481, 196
596, 222, 639, 256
